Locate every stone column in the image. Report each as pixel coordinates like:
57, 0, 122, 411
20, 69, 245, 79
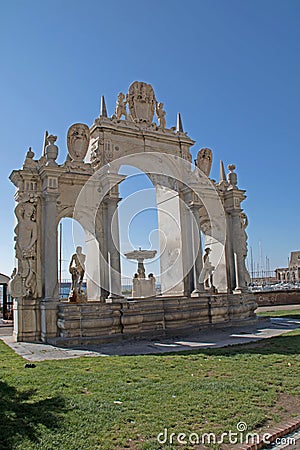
223, 164, 249, 293
41, 191, 59, 341
43, 193, 59, 298
190, 205, 203, 295
231, 210, 247, 292
105, 196, 122, 300
100, 202, 109, 300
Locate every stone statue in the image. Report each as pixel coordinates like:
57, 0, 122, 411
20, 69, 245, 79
199, 248, 216, 291
240, 212, 251, 286
23, 148, 37, 169
148, 272, 156, 290
115, 92, 128, 120
156, 102, 166, 129
67, 123, 90, 162
197, 148, 213, 177
228, 164, 238, 189
12, 202, 38, 297
68, 246, 86, 302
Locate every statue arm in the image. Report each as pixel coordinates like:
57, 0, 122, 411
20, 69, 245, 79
69, 255, 75, 272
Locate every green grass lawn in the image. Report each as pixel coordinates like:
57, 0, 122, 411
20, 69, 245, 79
0, 316, 299, 449
256, 308, 300, 319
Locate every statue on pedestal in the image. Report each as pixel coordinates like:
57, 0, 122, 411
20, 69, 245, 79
115, 93, 128, 120
199, 248, 216, 292
68, 246, 86, 303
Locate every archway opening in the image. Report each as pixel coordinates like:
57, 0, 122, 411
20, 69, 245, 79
57, 218, 86, 299
118, 165, 160, 296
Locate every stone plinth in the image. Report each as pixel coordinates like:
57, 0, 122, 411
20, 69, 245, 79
54, 293, 257, 346
132, 278, 156, 298
13, 298, 41, 342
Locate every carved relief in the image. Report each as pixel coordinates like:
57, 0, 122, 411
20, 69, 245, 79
90, 137, 104, 169
10, 201, 38, 298
67, 123, 90, 161
197, 148, 213, 177
104, 140, 113, 164
127, 81, 156, 123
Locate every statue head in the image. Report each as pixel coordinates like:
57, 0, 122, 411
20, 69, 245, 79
22, 203, 35, 220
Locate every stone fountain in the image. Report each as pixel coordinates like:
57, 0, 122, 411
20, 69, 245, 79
125, 248, 157, 298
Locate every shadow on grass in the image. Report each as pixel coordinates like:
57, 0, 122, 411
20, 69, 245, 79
0, 381, 66, 450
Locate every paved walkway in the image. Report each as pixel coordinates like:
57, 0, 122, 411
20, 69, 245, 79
1, 314, 299, 361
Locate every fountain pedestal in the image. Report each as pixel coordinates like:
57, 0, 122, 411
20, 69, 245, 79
125, 249, 157, 298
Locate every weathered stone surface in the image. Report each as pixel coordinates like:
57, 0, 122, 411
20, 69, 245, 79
9, 81, 255, 344
56, 294, 257, 344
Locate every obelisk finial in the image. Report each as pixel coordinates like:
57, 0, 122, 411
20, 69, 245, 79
220, 160, 226, 182
100, 95, 108, 117
176, 112, 183, 132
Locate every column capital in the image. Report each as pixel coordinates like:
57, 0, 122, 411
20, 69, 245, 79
42, 191, 60, 203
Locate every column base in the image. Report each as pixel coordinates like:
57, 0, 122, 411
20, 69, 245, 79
106, 294, 123, 303
233, 287, 248, 294
40, 298, 59, 342
191, 289, 201, 297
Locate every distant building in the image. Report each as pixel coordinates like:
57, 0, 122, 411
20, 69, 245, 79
275, 251, 300, 283
0, 273, 12, 320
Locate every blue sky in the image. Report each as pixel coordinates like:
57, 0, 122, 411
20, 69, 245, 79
1, 0, 300, 278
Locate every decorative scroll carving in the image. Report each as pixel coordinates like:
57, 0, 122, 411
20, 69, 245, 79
90, 137, 104, 169
10, 201, 38, 298
67, 123, 90, 162
197, 148, 213, 177
127, 81, 156, 123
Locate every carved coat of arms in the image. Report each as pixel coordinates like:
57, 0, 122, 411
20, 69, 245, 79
127, 81, 156, 123
67, 123, 90, 161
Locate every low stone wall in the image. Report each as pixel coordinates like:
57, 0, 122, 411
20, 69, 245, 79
55, 293, 257, 345
253, 290, 300, 307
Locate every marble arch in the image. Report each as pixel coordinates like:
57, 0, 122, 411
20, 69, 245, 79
9, 81, 256, 343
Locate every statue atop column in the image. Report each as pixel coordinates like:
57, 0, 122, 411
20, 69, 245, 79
68, 246, 87, 303
156, 102, 166, 129
115, 92, 128, 120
